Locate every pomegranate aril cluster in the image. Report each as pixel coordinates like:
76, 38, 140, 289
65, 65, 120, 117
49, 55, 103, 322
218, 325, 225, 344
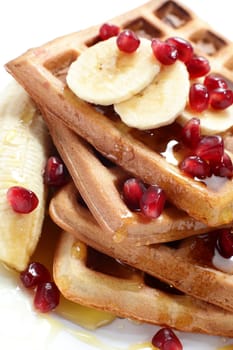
122, 178, 166, 219
189, 74, 233, 112
99, 24, 233, 113
151, 35, 210, 80
179, 118, 233, 179
149, 35, 233, 113
100, 23, 233, 110
151, 36, 194, 65
20, 262, 60, 313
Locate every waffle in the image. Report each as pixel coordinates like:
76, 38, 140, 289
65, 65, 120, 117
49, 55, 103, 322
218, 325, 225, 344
50, 181, 233, 314
52, 185, 233, 337
5, 0, 233, 227
44, 113, 213, 245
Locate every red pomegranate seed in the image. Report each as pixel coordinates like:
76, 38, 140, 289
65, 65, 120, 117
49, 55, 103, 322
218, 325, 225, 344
179, 155, 210, 179
140, 185, 166, 219
185, 55, 210, 79
165, 36, 193, 63
181, 118, 201, 149
122, 178, 145, 211
152, 327, 183, 350
209, 88, 233, 110
204, 74, 228, 91
151, 38, 178, 65
7, 186, 39, 214
195, 135, 224, 164
34, 282, 60, 313
216, 229, 233, 259
44, 156, 67, 187
20, 262, 51, 288
211, 152, 233, 179
189, 83, 209, 112
99, 23, 120, 40
116, 30, 140, 53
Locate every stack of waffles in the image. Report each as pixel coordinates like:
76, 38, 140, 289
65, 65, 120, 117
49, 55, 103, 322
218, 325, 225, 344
6, 0, 233, 337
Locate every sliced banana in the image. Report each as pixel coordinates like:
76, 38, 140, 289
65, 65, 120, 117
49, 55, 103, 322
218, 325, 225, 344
0, 80, 50, 271
66, 37, 161, 105
178, 105, 233, 135
114, 61, 189, 130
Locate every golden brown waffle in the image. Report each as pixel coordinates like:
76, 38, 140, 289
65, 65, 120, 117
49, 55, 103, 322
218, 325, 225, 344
52, 187, 233, 337
50, 182, 233, 313
5, 0, 233, 227
44, 113, 212, 244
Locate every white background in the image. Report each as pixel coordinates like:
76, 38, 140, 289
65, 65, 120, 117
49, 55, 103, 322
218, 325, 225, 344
0, 1, 233, 349
1, 0, 233, 92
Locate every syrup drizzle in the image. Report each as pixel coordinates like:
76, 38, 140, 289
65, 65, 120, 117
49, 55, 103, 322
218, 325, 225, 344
217, 345, 233, 350
56, 295, 116, 330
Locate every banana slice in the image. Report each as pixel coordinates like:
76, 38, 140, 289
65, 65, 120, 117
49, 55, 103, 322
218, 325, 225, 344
114, 61, 189, 130
178, 105, 233, 135
66, 37, 161, 105
0, 80, 50, 271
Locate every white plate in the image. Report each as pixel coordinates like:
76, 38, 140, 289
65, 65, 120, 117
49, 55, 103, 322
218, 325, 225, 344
1, 1, 233, 349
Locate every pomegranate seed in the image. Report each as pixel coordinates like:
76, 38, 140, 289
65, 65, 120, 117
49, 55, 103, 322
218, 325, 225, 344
44, 156, 67, 187
179, 155, 210, 179
211, 152, 233, 179
152, 327, 183, 350
189, 83, 209, 112
216, 229, 233, 259
181, 118, 201, 149
116, 30, 140, 53
34, 282, 60, 313
99, 23, 120, 40
140, 185, 166, 219
204, 74, 228, 91
122, 178, 145, 211
209, 88, 233, 110
185, 55, 210, 79
195, 135, 224, 164
7, 186, 39, 214
20, 262, 51, 288
151, 38, 178, 65
166, 36, 193, 63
